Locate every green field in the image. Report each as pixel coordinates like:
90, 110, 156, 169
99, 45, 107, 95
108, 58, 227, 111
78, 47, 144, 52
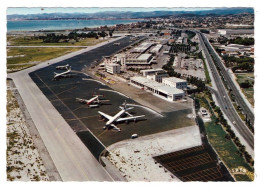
196, 94, 254, 181
7, 35, 106, 46
7, 47, 81, 72
235, 73, 254, 106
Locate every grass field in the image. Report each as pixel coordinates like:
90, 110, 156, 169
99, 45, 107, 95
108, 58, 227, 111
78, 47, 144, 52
7, 35, 106, 46
196, 94, 254, 181
234, 174, 252, 181
7, 47, 81, 72
205, 121, 253, 173
235, 73, 254, 106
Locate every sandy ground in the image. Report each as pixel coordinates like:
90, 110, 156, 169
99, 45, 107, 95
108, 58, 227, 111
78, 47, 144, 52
6, 86, 49, 181
105, 125, 202, 181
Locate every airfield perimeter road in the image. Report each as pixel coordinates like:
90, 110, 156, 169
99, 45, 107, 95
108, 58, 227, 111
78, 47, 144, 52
197, 32, 254, 151
7, 36, 128, 181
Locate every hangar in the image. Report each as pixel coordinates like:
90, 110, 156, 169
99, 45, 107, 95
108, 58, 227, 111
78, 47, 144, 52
130, 76, 185, 101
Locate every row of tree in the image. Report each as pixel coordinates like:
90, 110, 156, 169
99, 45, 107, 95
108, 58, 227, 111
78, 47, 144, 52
203, 91, 254, 166
38, 31, 111, 43
162, 54, 206, 93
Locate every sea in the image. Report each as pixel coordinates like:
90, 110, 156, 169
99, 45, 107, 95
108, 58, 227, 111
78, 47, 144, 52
7, 19, 143, 32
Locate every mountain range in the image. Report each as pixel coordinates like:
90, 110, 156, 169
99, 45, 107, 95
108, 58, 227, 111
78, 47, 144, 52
7, 8, 254, 20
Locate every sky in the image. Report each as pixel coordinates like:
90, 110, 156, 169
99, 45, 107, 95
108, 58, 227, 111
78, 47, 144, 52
7, 7, 215, 15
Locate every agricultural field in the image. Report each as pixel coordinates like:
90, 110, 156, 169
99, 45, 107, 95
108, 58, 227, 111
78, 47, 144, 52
235, 73, 254, 106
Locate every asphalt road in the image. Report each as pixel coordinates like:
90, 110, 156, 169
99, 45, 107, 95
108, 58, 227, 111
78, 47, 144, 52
197, 32, 254, 150
201, 33, 254, 125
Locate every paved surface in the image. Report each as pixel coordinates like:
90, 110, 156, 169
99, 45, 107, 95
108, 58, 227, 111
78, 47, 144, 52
9, 80, 62, 181
7, 37, 126, 181
200, 33, 254, 125
197, 32, 254, 151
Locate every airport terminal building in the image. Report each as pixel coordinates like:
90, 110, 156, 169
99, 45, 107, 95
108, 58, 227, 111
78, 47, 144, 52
130, 76, 185, 101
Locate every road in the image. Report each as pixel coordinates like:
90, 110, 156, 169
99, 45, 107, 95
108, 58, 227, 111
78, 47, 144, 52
7, 36, 127, 181
200, 33, 254, 125
197, 32, 254, 151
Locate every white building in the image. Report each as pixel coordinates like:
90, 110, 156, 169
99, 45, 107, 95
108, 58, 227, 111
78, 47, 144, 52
149, 44, 163, 55
115, 53, 126, 66
130, 76, 185, 101
126, 53, 153, 66
141, 68, 169, 82
132, 42, 154, 53
162, 77, 187, 89
106, 64, 121, 74
104, 56, 117, 65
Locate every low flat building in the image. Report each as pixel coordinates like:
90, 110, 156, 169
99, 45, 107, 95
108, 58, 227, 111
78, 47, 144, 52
149, 44, 163, 55
141, 68, 169, 82
130, 76, 185, 101
106, 63, 121, 74
162, 77, 187, 89
141, 68, 165, 76
126, 53, 153, 66
131, 42, 154, 53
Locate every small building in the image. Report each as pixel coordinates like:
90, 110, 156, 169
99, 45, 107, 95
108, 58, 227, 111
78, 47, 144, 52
162, 77, 187, 89
106, 64, 121, 74
126, 53, 153, 66
141, 68, 169, 82
131, 42, 154, 53
141, 68, 165, 76
149, 44, 163, 55
130, 76, 185, 101
104, 56, 117, 65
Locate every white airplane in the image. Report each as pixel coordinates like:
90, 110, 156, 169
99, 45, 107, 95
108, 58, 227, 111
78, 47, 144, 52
76, 95, 109, 108
53, 67, 71, 80
56, 64, 70, 70
98, 101, 145, 132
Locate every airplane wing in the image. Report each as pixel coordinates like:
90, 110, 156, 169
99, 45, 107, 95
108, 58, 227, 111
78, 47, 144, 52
116, 115, 145, 122
98, 111, 113, 120
110, 124, 121, 132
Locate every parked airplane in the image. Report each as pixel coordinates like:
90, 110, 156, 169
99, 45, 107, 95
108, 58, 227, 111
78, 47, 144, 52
98, 101, 145, 132
76, 95, 109, 108
53, 67, 71, 80
56, 64, 70, 70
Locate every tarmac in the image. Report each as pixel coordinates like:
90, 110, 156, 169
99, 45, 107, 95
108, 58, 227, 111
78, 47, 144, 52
7, 36, 126, 181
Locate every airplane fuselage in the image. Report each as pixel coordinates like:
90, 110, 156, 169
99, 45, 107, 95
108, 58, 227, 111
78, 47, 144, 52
106, 109, 126, 126
87, 96, 98, 105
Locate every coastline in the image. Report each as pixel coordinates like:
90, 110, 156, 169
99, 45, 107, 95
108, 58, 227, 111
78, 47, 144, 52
7, 19, 144, 33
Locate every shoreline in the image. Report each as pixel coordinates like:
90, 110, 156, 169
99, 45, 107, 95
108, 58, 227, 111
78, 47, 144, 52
7, 19, 145, 33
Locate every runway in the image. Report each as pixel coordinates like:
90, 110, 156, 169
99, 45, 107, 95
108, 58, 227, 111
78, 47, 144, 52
7, 36, 128, 181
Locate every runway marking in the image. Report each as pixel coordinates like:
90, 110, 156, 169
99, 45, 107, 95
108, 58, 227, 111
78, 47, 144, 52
99, 88, 130, 98
72, 104, 87, 112
97, 130, 107, 138
51, 97, 74, 102
37, 81, 86, 89
56, 85, 77, 96
65, 114, 100, 121
82, 78, 106, 85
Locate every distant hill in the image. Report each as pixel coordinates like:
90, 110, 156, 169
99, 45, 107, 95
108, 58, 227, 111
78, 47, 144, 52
7, 8, 254, 20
